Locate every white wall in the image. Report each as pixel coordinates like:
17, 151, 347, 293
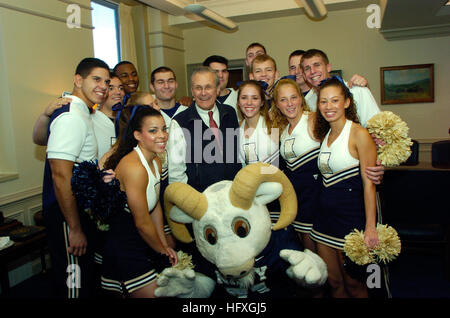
0, 0, 94, 208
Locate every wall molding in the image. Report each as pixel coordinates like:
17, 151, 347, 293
380, 23, 450, 41
6, 209, 26, 224
0, 172, 19, 183
415, 138, 449, 144
148, 44, 185, 52
148, 30, 184, 40
0, 186, 42, 207
0, 2, 94, 30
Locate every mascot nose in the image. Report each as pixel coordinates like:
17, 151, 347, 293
220, 258, 254, 278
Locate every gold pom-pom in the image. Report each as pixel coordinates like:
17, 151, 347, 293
344, 224, 401, 265
156, 250, 195, 279
366, 111, 413, 167
173, 250, 195, 271
373, 224, 402, 264
343, 229, 374, 265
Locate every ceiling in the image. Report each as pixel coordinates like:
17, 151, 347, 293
138, 0, 450, 39
380, 0, 450, 40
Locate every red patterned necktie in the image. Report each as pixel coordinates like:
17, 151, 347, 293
208, 111, 222, 153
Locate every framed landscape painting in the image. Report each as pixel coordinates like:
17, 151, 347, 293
380, 64, 434, 105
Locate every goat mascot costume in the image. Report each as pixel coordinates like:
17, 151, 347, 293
155, 163, 328, 298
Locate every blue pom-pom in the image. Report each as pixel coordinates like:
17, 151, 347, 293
71, 161, 100, 211
91, 170, 127, 224
71, 161, 126, 230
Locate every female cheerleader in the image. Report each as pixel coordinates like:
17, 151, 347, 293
101, 106, 177, 298
237, 80, 278, 167
271, 78, 321, 253
311, 77, 379, 298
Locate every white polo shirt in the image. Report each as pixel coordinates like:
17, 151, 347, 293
92, 110, 115, 160
47, 95, 98, 163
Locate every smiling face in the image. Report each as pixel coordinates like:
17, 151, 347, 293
191, 71, 220, 111
318, 85, 350, 124
238, 84, 264, 120
288, 54, 306, 86
75, 67, 110, 107
116, 63, 139, 94
301, 55, 331, 88
150, 71, 178, 102
103, 77, 124, 110
250, 60, 279, 90
134, 115, 168, 154
275, 83, 303, 122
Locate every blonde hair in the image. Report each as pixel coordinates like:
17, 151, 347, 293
125, 91, 154, 107
271, 78, 309, 132
251, 54, 277, 73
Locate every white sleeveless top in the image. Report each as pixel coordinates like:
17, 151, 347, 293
134, 145, 160, 212
280, 112, 320, 171
318, 119, 359, 177
239, 115, 279, 166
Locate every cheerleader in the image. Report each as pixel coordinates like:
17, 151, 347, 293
237, 80, 279, 167
271, 78, 321, 252
311, 77, 379, 298
101, 106, 177, 298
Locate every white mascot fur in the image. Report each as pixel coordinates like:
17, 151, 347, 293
155, 163, 328, 298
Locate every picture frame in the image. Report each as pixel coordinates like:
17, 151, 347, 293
380, 64, 434, 105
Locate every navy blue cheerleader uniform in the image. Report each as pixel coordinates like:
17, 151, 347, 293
101, 146, 165, 295
310, 119, 366, 250
280, 112, 321, 234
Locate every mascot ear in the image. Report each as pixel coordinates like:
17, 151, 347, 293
170, 206, 195, 224
254, 182, 283, 206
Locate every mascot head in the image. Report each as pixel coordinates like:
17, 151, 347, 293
164, 163, 297, 280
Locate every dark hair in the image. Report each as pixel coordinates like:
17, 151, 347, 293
237, 80, 273, 135
104, 106, 163, 170
246, 42, 266, 54
314, 77, 359, 141
113, 61, 135, 75
300, 49, 329, 70
150, 66, 176, 84
289, 50, 306, 60
109, 71, 119, 80
203, 55, 229, 67
75, 58, 110, 78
